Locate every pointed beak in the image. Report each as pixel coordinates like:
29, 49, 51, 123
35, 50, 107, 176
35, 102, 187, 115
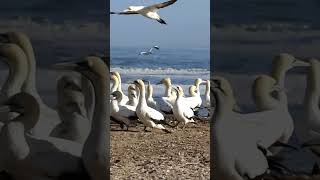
293, 59, 310, 67
141, 79, 148, 83
52, 62, 79, 71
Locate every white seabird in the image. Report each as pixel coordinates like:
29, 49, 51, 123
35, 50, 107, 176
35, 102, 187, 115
50, 76, 90, 144
133, 79, 171, 133
111, 72, 129, 105
127, 84, 138, 108
0, 32, 61, 137
111, 0, 178, 24
203, 80, 210, 108
172, 86, 195, 128
298, 59, 320, 156
111, 91, 138, 130
212, 77, 268, 180
140, 46, 160, 55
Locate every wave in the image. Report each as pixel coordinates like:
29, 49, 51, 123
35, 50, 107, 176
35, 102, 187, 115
111, 67, 209, 76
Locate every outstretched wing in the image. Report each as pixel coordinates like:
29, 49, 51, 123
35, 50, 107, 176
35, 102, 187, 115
110, 11, 139, 15
151, 0, 178, 9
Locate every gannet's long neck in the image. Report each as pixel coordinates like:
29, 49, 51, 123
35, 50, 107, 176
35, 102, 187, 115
272, 65, 286, 87
205, 82, 210, 97
128, 89, 137, 105
2, 48, 28, 97
271, 64, 288, 105
14, 35, 39, 98
82, 76, 94, 122
82, 74, 107, 179
111, 98, 119, 113
147, 84, 153, 100
138, 84, 147, 108
111, 78, 119, 93
213, 90, 233, 118
164, 82, 172, 97
116, 75, 123, 93
195, 82, 201, 92
305, 63, 320, 111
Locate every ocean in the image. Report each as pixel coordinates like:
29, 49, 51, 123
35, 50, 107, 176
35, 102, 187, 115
110, 47, 210, 97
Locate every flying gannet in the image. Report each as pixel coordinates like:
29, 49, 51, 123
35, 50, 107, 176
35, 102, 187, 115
111, 0, 178, 24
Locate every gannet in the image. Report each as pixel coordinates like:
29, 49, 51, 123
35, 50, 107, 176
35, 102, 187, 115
0, 43, 28, 128
0, 32, 61, 137
110, 74, 119, 94
212, 77, 268, 180
183, 85, 202, 110
127, 84, 138, 107
192, 78, 204, 96
212, 76, 297, 179
111, 72, 129, 105
50, 76, 90, 144
0, 92, 89, 179
111, 91, 138, 130
133, 79, 171, 133
154, 77, 176, 114
81, 75, 95, 122
0, 43, 28, 102
111, 0, 178, 24
146, 81, 159, 110
172, 86, 195, 128
140, 46, 160, 55
53, 56, 108, 180
203, 80, 210, 108
298, 59, 320, 157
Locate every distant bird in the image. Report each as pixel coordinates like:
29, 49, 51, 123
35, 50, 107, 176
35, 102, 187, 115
110, 0, 178, 24
140, 46, 160, 55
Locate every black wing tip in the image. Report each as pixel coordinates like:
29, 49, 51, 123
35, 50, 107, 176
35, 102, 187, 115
157, 19, 167, 25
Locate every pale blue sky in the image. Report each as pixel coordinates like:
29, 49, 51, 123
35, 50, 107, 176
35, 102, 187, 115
110, 0, 210, 49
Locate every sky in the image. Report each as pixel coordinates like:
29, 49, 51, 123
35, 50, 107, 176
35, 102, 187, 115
110, 0, 210, 49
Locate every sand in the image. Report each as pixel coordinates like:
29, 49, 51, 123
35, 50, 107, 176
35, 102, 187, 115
110, 120, 210, 180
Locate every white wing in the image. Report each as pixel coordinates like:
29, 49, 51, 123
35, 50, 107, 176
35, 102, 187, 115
146, 107, 165, 121
154, 97, 173, 113
182, 96, 201, 109
183, 105, 194, 119
145, 0, 178, 11
118, 104, 136, 118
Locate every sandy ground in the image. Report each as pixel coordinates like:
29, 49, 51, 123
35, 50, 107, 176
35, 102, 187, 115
110, 119, 210, 180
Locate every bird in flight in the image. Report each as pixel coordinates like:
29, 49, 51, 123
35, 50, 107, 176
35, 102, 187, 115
111, 0, 178, 25
140, 46, 160, 55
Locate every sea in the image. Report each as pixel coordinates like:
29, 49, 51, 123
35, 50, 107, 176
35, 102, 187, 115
110, 46, 210, 97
